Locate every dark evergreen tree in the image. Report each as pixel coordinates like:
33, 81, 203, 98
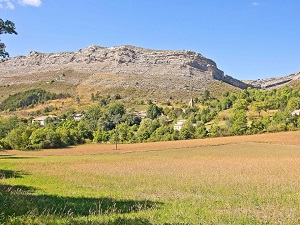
0, 18, 17, 58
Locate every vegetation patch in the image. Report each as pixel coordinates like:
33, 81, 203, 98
0, 89, 70, 111
1, 84, 300, 150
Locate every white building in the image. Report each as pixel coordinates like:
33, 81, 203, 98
292, 109, 300, 116
73, 114, 83, 121
135, 111, 147, 119
173, 120, 186, 131
188, 98, 195, 107
32, 115, 57, 126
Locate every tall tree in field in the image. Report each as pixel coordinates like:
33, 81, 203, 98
0, 19, 17, 58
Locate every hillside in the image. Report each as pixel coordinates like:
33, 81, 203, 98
244, 71, 300, 89
0, 45, 247, 101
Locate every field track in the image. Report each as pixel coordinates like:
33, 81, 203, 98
1, 131, 299, 156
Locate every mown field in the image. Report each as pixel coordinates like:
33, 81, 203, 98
1, 131, 300, 224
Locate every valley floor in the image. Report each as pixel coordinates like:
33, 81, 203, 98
1, 131, 300, 224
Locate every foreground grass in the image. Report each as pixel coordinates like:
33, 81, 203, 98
1, 136, 300, 224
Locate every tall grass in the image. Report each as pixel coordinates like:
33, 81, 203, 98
1, 141, 300, 224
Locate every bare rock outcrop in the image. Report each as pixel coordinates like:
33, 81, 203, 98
244, 72, 300, 89
0, 45, 250, 91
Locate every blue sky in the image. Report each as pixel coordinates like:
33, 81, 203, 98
1, 0, 300, 80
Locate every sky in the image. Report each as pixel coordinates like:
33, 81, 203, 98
1, 0, 300, 80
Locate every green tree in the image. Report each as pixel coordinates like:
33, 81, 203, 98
201, 90, 211, 103
0, 89, 69, 111
209, 123, 220, 137
3, 127, 33, 150
80, 105, 102, 132
106, 102, 126, 117
147, 104, 163, 119
0, 116, 20, 139
179, 120, 195, 140
91, 93, 95, 102
250, 119, 265, 134
239, 89, 250, 100
252, 101, 267, 117
286, 97, 300, 112
0, 18, 17, 58
125, 111, 141, 126
29, 127, 64, 149
149, 125, 175, 142
98, 103, 125, 131
195, 122, 207, 138
93, 129, 110, 143
232, 99, 248, 111
228, 110, 248, 135
220, 97, 232, 110
167, 108, 183, 120
137, 118, 160, 142
115, 122, 135, 143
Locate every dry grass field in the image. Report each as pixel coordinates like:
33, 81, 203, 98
3, 131, 300, 156
1, 131, 300, 224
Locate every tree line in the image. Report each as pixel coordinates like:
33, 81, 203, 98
1, 84, 300, 150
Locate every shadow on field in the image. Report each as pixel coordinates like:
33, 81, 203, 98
0, 169, 162, 224
0, 169, 27, 179
67, 217, 157, 225
0, 154, 38, 160
66, 218, 188, 225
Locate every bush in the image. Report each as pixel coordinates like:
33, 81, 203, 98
266, 123, 287, 133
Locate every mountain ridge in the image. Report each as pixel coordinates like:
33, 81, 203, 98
0, 45, 248, 88
0, 45, 298, 100
244, 71, 300, 89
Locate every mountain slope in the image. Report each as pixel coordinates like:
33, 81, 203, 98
0, 45, 249, 100
244, 71, 300, 89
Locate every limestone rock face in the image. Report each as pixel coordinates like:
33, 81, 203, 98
0, 45, 249, 90
244, 72, 300, 89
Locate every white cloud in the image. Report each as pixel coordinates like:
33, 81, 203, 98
0, 0, 41, 9
251, 1, 264, 7
6, 1, 14, 9
0, 0, 14, 9
19, 0, 41, 7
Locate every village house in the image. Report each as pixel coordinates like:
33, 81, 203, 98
135, 111, 147, 119
73, 113, 83, 121
173, 120, 186, 131
174, 119, 197, 131
32, 115, 57, 126
292, 109, 300, 116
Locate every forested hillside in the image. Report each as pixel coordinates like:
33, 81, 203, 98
1, 84, 300, 150
0, 89, 70, 111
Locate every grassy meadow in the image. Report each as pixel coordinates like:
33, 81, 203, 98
1, 132, 300, 224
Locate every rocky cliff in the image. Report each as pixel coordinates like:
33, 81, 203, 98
0, 45, 250, 90
244, 71, 300, 89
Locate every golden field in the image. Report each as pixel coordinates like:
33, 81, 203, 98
1, 131, 300, 224
2, 131, 300, 156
